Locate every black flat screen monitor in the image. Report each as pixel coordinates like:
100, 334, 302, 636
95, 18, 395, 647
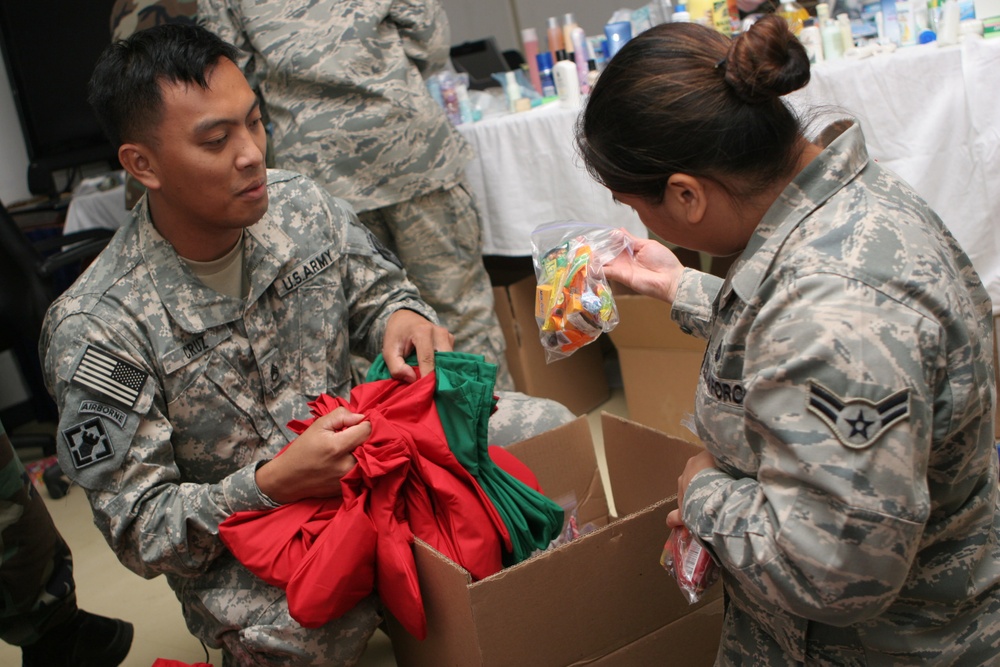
0, 1, 119, 197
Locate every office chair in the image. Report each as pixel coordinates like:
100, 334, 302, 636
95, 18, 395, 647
0, 199, 113, 473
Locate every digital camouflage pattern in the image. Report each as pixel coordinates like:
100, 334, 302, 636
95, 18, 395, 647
198, 0, 515, 390
671, 122, 1000, 664
198, 0, 470, 214
0, 422, 76, 647
40, 171, 434, 663
110, 0, 197, 41
40, 169, 570, 663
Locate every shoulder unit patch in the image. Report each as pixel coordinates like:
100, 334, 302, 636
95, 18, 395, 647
62, 417, 115, 469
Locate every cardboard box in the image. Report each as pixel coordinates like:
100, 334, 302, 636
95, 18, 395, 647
386, 414, 724, 666
608, 294, 706, 442
493, 275, 610, 415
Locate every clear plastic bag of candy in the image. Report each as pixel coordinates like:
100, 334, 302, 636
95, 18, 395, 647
530, 222, 632, 362
660, 525, 721, 604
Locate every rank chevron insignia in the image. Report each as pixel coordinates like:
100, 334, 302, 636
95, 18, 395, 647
807, 381, 910, 449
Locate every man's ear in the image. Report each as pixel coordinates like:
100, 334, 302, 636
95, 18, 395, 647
118, 143, 161, 191
664, 173, 708, 225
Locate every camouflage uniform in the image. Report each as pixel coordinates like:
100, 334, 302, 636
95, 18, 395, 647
673, 121, 1000, 664
0, 421, 77, 647
199, 0, 514, 390
40, 171, 434, 665
40, 168, 570, 665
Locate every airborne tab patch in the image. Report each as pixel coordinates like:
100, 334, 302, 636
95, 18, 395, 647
807, 382, 910, 449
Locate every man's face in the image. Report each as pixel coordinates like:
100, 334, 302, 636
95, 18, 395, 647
142, 58, 268, 248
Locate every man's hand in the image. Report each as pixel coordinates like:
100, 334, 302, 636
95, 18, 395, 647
666, 449, 717, 528
255, 408, 371, 504
382, 308, 454, 382
603, 231, 685, 304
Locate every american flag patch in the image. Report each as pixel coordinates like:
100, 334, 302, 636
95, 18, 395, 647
71, 346, 147, 408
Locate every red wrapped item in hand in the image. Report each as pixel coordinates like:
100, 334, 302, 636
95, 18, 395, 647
660, 525, 720, 604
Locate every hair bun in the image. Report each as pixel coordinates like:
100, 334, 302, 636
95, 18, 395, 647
723, 15, 811, 105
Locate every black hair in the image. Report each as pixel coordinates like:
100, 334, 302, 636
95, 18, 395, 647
578, 15, 811, 202
87, 23, 241, 147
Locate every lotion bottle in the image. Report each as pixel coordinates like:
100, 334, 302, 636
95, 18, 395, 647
553, 54, 581, 108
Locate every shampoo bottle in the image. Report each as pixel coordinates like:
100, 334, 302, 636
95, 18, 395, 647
546, 16, 564, 57
562, 13, 579, 59
521, 28, 542, 96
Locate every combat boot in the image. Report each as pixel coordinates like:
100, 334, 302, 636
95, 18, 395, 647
21, 608, 133, 667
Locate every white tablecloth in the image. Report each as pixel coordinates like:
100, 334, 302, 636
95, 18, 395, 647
789, 37, 1000, 313
458, 103, 647, 256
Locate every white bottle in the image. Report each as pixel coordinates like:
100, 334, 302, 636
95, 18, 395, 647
672, 2, 692, 22
817, 3, 844, 61
799, 23, 825, 64
553, 57, 581, 108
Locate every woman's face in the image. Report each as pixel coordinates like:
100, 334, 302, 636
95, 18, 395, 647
612, 191, 686, 247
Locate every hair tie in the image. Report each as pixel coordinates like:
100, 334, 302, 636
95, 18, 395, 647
715, 57, 727, 71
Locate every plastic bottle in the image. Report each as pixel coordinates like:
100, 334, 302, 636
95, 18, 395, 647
778, 0, 810, 35
554, 54, 581, 109
712, 0, 734, 35
536, 51, 557, 98
456, 83, 474, 125
837, 13, 855, 51
799, 20, 825, 63
688, 0, 714, 24
817, 2, 844, 60
521, 28, 542, 96
672, 2, 692, 21
586, 59, 600, 90
571, 27, 590, 93
546, 16, 564, 57
439, 73, 462, 125
562, 13, 579, 59
937, 0, 960, 44
504, 70, 522, 113
895, 2, 917, 45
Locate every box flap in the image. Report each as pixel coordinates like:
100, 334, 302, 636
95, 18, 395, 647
610, 294, 705, 351
467, 500, 719, 666
601, 413, 704, 517
505, 416, 608, 528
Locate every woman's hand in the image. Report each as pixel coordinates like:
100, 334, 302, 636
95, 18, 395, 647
382, 308, 454, 383
255, 408, 372, 503
666, 449, 717, 528
603, 232, 686, 304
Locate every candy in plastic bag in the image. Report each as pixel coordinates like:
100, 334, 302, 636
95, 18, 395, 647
530, 221, 631, 362
660, 525, 720, 604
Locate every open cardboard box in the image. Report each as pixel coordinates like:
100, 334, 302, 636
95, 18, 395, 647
386, 414, 724, 666
608, 293, 707, 443
493, 274, 610, 416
